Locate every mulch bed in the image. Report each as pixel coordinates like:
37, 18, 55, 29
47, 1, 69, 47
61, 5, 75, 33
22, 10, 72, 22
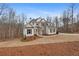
21, 35, 42, 42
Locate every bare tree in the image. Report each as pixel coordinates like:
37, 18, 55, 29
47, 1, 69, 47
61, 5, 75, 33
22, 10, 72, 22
75, 13, 79, 32
0, 4, 8, 16
60, 10, 70, 33
8, 8, 15, 38
53, 16, 59, 33
69, 4, 76, 32
46, 16, 52, 23
20, 13, 27, 37
76, 13, 79, 23
0, 4, 9, 40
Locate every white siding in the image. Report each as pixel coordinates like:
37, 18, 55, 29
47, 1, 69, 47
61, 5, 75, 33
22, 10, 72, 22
46, 27, 56, 34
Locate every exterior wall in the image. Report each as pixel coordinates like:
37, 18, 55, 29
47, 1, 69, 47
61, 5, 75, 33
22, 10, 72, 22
46, 27, 56, 34
23, 28, 34, 36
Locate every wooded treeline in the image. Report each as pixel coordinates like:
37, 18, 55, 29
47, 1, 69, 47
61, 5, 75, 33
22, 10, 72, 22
47, 4, 79, 33
0, 4, 26, 41
55, 4, 79, 33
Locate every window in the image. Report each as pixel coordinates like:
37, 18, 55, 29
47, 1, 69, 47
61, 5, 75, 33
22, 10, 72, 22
50, 29, 52, 33
27, 29, 32, 34
53, 29, 55, 32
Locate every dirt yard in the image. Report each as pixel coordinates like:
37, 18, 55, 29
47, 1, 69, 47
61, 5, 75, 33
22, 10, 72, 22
0, 41, 79, 56
0, 33, 79, 55
0, 33, 79, 47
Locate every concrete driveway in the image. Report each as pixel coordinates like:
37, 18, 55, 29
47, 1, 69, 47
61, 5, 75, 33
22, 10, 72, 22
0, 33, 79, 47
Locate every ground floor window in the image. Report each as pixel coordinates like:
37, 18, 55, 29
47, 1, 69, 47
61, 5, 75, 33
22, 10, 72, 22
27, 29, 32, 34
50, 29, 52, 33
53, 28, 55, 32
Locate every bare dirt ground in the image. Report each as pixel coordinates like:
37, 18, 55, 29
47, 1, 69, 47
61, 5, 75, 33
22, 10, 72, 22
0, 41, 79, 56
0, 33, 79, 55
0, 33, 79, 47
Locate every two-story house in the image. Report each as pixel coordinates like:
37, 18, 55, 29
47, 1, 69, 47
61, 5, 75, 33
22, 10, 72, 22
23, 17, 56, 36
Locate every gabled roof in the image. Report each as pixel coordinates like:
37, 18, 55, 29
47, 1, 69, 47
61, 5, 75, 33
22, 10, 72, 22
29, 19, 37, 23
29, 17, 47, 24
24, 23, 34, 28
27, 17, 55, 28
